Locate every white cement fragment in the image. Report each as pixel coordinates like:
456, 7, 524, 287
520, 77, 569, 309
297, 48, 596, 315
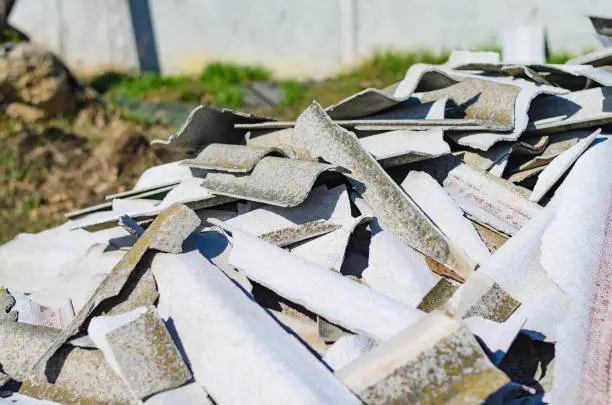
226, 185, 350, 236
443, 164, 542, 236
323, 335, 376, 371
229, 231, 425, 341
529, 130, 600, 202
291, 215, 369, 272
133, 161, 194, 190
359, 129, 450, 161
74, 177, 218, 230
476, 206, 568, 342
463, 315, 526, 362
362, 231, 440, 307
145, 383, 213, 405
0, 225, 124, 303
540, 137, 612, 405
402, 171, 490, 265
153, 251, 361, 405
27, 244, 125, 312
88, 307, 149, 381
112, 197, 159, 214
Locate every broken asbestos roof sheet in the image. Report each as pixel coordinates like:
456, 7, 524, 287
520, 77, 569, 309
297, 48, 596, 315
2, 41, 612, 404
182, 143, 285, 172
200, 156, 345, 207
151, 105, 274, 155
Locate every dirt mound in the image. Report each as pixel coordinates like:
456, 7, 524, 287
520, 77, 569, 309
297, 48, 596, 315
0, 43, 85, 121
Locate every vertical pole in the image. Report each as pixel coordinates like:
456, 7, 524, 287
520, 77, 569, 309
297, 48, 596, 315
127, 0, 160, 74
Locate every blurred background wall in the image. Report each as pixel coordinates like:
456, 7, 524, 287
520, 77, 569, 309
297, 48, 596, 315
10, 0, 612, 78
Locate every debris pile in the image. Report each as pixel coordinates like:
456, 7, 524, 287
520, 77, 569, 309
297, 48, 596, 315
1, 41, 611, 405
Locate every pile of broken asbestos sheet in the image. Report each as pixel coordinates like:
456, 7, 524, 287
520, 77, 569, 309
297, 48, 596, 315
1, 48, 611, 405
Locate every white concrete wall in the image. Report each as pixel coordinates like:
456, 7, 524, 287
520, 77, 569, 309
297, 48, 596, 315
10, 0, 612, 78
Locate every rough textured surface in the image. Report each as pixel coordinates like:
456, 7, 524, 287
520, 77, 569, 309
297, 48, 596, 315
420, 77, 520, 130
417, 278, 460, 313
0, 43, 80, 120
31, 203, 200, 380
182, 143, 284, 173
201, 156, 343, 207
89, 306, 191, 399
337, 313, 509, 405
0, 321, 133, 404
540, 137, 612, 405
294, 102, 474, 277
363, 230, 440, 307
463, 283, 521, 323
259, 219, 341, 247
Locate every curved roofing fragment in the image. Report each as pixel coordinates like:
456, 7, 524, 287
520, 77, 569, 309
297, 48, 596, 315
442, 164, 541, 236
294, 102, 475, 278
248, 126, 451, 167
530, 130, 600, 202
335, 312, 509, 405
565, 48, 612, 67
509, 130, 593, 174
360, 128, 450, 167
31, 204, 201, 380
447, 78, 565, 151
200, 156, 345, 207
527, 87, 612, 134
0, 321, 134, 404
325, 64, 460, 120
420, 77, 521, 131
454, 62, 612, 90
392, 63, 463, 99
88, 306, 192, 400
182, 143, 286, 173
153, 251, 362, 405
150, 105, 274, 155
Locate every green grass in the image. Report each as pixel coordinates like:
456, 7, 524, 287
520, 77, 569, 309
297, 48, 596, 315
90, 62, 274, 108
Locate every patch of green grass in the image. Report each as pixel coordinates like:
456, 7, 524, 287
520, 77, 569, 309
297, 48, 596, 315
197, 62, 271, 107
199, 62, 271, 85
547, 51, 581, 65
91, 62, 273, 109
278, 81, 308, 107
